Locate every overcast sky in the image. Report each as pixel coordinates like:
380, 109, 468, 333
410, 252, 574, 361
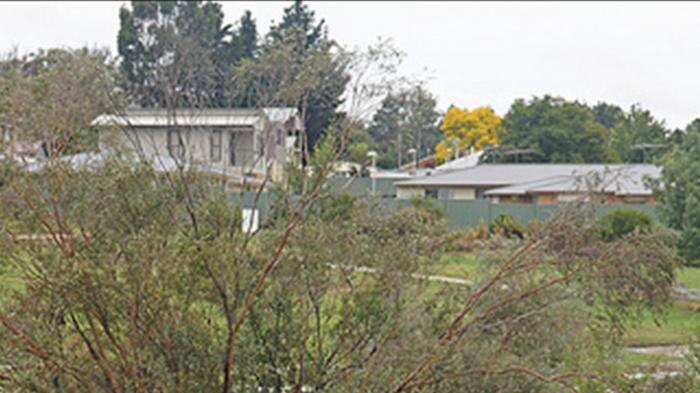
1, 1, 699, 128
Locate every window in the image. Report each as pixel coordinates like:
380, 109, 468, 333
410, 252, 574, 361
167, 129, 184, 160
229, 132, 236, 166
437, 188, 454, 200
210, 129, 222, 162
424, 188, 439, 199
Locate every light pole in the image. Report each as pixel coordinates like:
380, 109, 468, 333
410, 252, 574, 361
452, 138, 460, 160
367, 150, 378, 194
407, 148, 417, 173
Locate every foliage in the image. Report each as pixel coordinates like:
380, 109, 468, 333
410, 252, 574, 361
0, 48, 118, 155
230, 0, 349, 155
499, 95, 611, 163
596, 208, 653, 241
409, 195, 445, 220
117, 0, 256, 107
435, 106, 502, 163
607, 105, 670, 163
467, 218, 490, 241
368, 85, 441, 167
490, 214, 526, 239
318, 190, 357, 222
653, 125, 700, 265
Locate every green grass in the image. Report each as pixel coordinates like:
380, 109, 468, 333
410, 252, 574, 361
678, 267, 700, 290
625, 300, 700, 347
620, 350, 681, 370
436, 252, 478, 279
433, 255, 700, 348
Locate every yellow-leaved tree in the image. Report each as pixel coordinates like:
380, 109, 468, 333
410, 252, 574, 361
435, 106, 502, 163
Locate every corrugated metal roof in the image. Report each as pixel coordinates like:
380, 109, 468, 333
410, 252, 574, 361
395, 164, 661, 193
484, 165, 660, 196
435, 151, 484, 171
91, 108, 297, 128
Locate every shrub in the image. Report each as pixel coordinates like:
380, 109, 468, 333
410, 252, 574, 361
597, 208, 653, 241
466, 219, 490, 241
409, 196, 444, 220
490, 214, 525, 239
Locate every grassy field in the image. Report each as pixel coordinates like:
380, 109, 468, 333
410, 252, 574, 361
625, 300, 700, 346
436, 252, 478, 279
434, 253, 700, 348
622, 267, 700, 347
678, 267, 700, 289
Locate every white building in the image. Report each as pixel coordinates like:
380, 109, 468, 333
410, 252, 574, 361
92, 108, 302, 186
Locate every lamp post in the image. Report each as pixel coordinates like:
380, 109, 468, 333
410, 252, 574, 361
407, 148, 417, 173
452, 138, 460, 160
367, 150, 378, 194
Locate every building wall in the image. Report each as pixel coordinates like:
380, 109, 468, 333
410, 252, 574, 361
396, 186, 424, 199
396, 185, 482, 200
490, 192, 656, 205
104, 126, 271, 173
453, 187, 476, 200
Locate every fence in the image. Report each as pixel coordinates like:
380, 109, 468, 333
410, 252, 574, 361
229, 189, 659, 230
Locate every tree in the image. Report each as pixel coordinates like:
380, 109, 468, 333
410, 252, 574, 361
654, 122, 700, 265
1, 167, 680, 391
434, 106, 501, 163
258, 0, 349, 154
0, 48, 118, 157
117, 1, 257, 108
607, 105, 669, 163
591, 101, 624, 130
368, 85, 441, 168
499, 95, 611, 163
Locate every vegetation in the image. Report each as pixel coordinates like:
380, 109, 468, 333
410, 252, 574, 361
654, 123, 700, 266
366, 85, 441, 168
3, 1, 700, 391
596, 208, 654, 241
434, 106, 502, 163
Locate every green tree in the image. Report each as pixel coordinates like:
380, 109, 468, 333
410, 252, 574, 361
0, 48, 118, 157
499, 95, 611, 163
591, 101, 624, 130
607, 105, 669, 163
117, 1, 256, 108
260, 0, 349, 154
368, 85, 440, 168
654, 123, 700, 265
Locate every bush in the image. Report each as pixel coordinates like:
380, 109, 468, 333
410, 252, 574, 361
490, 214, 525, 239
409, 196, 444, 220
597, 208, 653, 241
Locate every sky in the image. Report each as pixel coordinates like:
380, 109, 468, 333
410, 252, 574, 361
1, 1, 700, 129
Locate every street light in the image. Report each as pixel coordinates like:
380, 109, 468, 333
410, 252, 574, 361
367, 150, 378, 193
407, 148, 417, 172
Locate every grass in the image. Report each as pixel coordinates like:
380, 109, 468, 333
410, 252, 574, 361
678, 267, 700, 290
620, 350, 681, 370
625, 300, 700, 347
433, 253, 700, 348
435, 252, 478, 279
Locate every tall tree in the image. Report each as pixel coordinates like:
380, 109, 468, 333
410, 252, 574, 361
368, 85, 440, 168
434, 105, 501, 163
607, 105, 669, 163
499, 95, 611, 163
260, 0, 349, 154
654, 121, 700, 265
117, 1, 256, 108
591, 101, 624, 130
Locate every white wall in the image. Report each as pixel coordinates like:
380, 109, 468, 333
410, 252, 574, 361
396, 186, 477, 200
